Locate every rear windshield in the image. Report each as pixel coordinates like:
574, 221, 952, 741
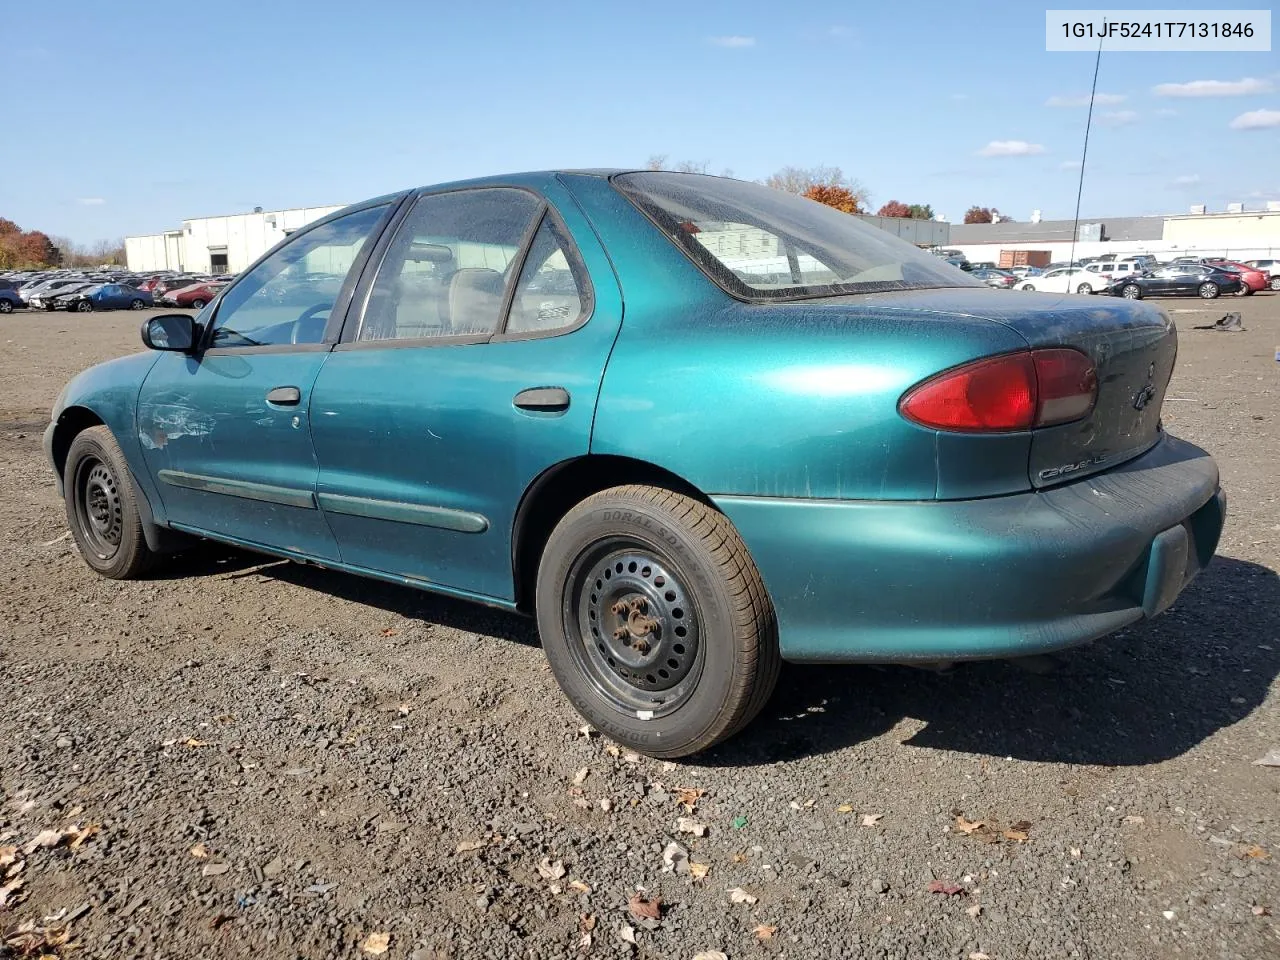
613, 172, 981, 301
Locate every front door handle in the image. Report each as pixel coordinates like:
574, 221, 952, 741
266, 386, 301, 405
513, 386, 570, 412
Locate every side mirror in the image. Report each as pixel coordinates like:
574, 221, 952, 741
141, 313, 196, 352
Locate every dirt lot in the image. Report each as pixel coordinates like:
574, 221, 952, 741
1, 298, 1277, 960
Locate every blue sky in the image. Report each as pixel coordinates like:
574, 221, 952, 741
3, 0, 1277, 243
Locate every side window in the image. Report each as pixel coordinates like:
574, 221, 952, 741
506, 216, 590, 335
209, 204, 387, 348
358, 189, 541, 342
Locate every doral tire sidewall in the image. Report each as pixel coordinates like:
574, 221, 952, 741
536, 492, 750, 756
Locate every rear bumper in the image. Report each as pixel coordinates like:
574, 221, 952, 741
714, 433, 1224, 663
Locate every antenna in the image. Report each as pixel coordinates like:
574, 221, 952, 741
1067, 31, 1104, 270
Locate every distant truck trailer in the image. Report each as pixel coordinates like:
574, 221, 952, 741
999, 249, 1052, 269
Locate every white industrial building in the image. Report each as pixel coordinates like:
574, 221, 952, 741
947, 204, 1280, 265
125, 204, 344, 274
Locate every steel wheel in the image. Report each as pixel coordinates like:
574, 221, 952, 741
1198, 282, 1219, 299
73, 456, 123, 561
563, 541, 702, 719
76, 300, 93, 312
1122, 284, 1142, 300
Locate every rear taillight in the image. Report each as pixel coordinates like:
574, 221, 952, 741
899, 348, 1097, 433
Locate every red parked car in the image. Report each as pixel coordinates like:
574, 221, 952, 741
160, 281, 228, 309
1204, 259, 1270, 296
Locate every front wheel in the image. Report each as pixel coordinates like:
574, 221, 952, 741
0, 299, 12, 314
76, 300, 93, 312
190, 299, 206, 309
536, 485, 780, 758
64, 426, 155, 579
1019, 283, 1035, 291
1076, 282, 1094, 294
1198, 282, 1220, 299
1270, 277, 1280, 291
130, 299, 145, 310
1121, 284, 1142, 300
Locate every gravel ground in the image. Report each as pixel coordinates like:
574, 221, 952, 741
1, 301, 1277, 960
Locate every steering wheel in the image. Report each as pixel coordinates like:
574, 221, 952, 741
291, 302, 334, 344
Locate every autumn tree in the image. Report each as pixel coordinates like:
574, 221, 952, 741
803, 185, 863, 213
0, 218, 20, 237
766, 165, 870, 211
963, 206, 994, 224
877, 200, 912, 218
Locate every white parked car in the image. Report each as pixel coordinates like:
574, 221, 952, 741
1017, 267, 1098, 294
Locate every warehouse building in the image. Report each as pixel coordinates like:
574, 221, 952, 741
948, 204, 1280, 265
125, 204, 344, 274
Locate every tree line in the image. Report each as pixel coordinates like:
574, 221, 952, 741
0, 218, 125, 270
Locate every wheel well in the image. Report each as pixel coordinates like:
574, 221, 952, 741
511, 455, 712, 614
50, 406, 105, 479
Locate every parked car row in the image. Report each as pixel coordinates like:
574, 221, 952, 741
0, 269, 236, 314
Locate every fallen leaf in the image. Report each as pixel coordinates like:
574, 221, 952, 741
1070, 847, 1082, 858
183, 738, 210, 748
572, 767, 590, 786
969, 953, 991, 960
727, 887, 758, 905
69, 824, 100, 850
731, 815, 749, 830
23, 829, 66, 854
209, 913, 232, 930
789, 800, 801, 810
836, 803, 854, 814
1003, 829, 1029, 843
580, 914, 597, 933
1252, 748, 1280, 767
189, 842, 211, 860
578, 932, 592, 951
732, 852, 747, 863
617, 923, 637, 945
0, 847, 16, 868
379, 628, 397, 637
754, 923, 778, 939
676, 817, 708, 837
861, 813, 884, 827
1252, 905, 1270, 916
674, 787, 704, 811
621, 750, 641, 764
1121, 815, 1145, 825
966, 903, 983, 918
361, 931, 391, 956
954, 816, 984, 835
693, 953, 728, 960
927, 880, 964, 896
689, 862, 710, 881
628, 893, 662, 920
605, 744, 620, 758
569, 879, 592, 894
0, 877, 24, 907
537, 857, 567, 881
454, 839, 486, 854
1237, 845, 1270, 861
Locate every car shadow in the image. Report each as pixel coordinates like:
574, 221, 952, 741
150, 545, 1277, 767
701, 555, 1280, 768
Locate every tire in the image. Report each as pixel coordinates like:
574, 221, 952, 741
1198, 282, 1220, 299
1020, 283, 1035, 291
76, 300, 93, 312
1234, 285, 1253, 297
130, 299, 145, 310
1121, 284, 1142, 300
1075, 282, 1093, 294
64, 426, 155, 579
190, 299, 206, 309
0, 299, 12, 314
1270, 277, 1280, 292
536, 485, 780, 758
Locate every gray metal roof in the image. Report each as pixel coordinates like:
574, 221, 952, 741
949, 216, 1165, 244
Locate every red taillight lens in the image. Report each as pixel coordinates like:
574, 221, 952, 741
899, 348, 1096, 432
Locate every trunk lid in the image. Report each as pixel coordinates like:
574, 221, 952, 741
812, 288, 1177, 490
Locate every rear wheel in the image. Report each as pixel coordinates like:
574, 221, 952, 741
190, 299, 206, 309
64, 426, 155, 579
1121, 284, 1142, 300
1076, 282, 1093, 294
0, 300, 12, 314
1270, 277, 1280, 291
76, 300, 93, 312
1019, 283, 1035, 291
536, 485, 779, 758
1234, 285, 1253, 297
130, 299, 145, 310
1198, 282, 1220, 299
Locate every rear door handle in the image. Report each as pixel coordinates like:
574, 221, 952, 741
513, 386, 570, 413
266, 386, 301, 405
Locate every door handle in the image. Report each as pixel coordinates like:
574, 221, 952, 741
266, 386, 301, 405
513, 386, 570, 412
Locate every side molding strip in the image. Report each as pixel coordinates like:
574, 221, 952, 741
316, 492, 489, 534
157, 469, 316, 509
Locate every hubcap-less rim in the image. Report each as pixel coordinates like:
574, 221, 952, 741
75, 457, 122, 560
564, 541, 702, 718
